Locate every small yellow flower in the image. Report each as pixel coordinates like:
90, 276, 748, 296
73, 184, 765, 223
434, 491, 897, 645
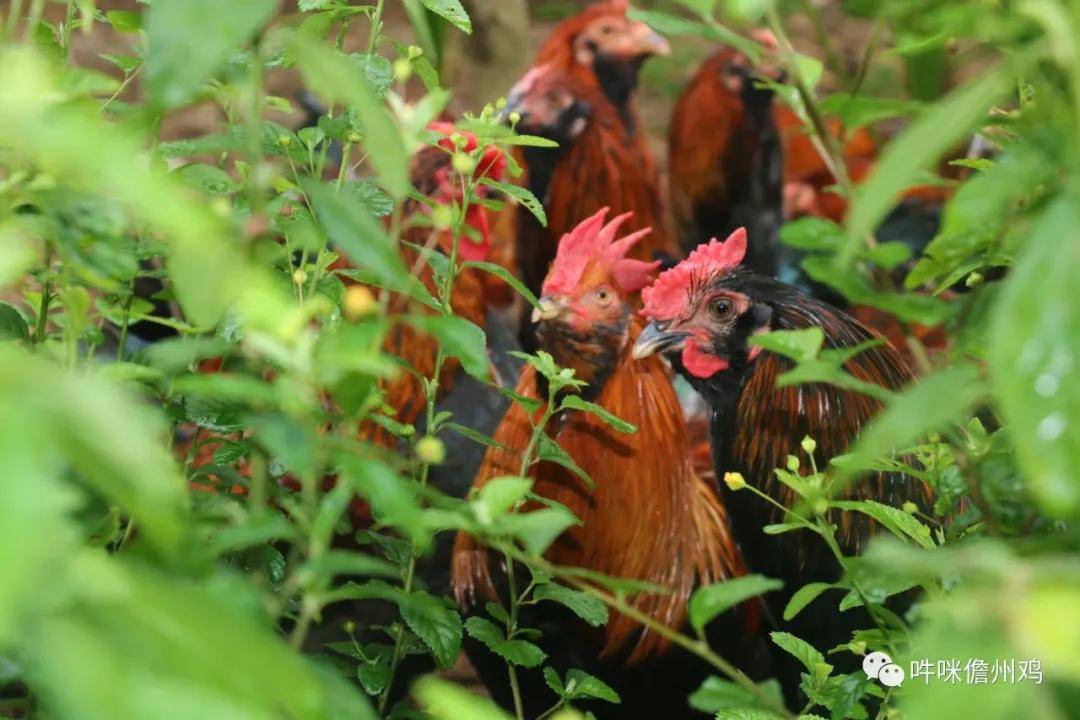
292, 268, 308, 286
416, 436, 446, 465
343, 285, 377, 321
723, 472, 746, 491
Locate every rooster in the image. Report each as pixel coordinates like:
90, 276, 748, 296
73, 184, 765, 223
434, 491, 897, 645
505, 64, 676, 312
452, 210, 766, 718
633, 229, 931, 702
668, 39, 784, 274
498, 1, 675, 304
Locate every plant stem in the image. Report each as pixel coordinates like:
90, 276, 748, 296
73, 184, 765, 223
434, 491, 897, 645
23, 0, 44, 42
34, 242, 53, 348
116, 284, 134, 359
367, 0, 385, 56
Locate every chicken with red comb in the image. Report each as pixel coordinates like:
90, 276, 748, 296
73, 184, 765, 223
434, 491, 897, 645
634, 228, 932, 703
453, 210, 768, 719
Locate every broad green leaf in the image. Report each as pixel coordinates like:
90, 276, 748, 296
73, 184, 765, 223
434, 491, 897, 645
835, 363, 988, 486
0, 302, 29, 342
145, 0, 277, 107
749, 328, 824, 363
560, 395, 636, 434
689, 575, 782, 636
475, 476, 533, 521
990, 197, 1080, 517
817, 94, 923, 129
831, 500, 935, 549
419, 0, 472, 34
783, 582, 835, 621
536, 434, 592, 487
688, 676, 784, 713
770, 631, 825, 672
289, 35, 409, 197
780, 216, 844, 252
533, 584, 608, 627
464, 616, 547, 667
399, 591, 462, 669
413, 676, 512, 720
408, 314, 490, 381
843, 66, 1012, 265
563, 668, 620, 703
498, 506, 578, 556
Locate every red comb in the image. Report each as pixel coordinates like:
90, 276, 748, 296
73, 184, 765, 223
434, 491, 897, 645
542, 208, 660, 296
640, 228, 747, 321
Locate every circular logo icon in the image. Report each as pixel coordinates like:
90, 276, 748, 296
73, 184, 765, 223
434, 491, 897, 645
863, 651, 893, 680
879, 663, 906, 688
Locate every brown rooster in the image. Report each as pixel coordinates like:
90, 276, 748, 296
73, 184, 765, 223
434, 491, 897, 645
452, 210, 765, 718
634, 230, 932, 702
496, 0, 675, 304
505, 64, 676, 308
668, 40, 784, 273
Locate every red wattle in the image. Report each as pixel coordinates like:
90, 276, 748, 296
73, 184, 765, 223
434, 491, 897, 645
682, 339, 729, 378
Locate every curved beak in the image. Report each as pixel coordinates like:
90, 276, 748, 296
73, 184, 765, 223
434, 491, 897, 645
628, 23, 671, 58
632, 322, 686, 360
531, 296, 566, 324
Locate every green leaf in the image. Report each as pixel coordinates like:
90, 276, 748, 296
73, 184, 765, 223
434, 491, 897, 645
990, 196, 1080, 517
464, 617, 547, 667
408, 314, 490, 381
478, 177, 546, 227
770, 631, 826, 672
145, 0, 277, 107
463, 260, 539, 308
498, 506, 578, 556
831, 500, 935, 549
413, 676, 512, 720
105, 10, 142, 33
533, 584, 608, 627
688, 676, 784, 713
749, 328, 825, 363
536, 433, 592, 487
843, 65, 1012, 265
563, 668, 620, 703
444, 422, 507, 451
689, 575, 782, 636
783, 583, 835, 621
398, 591, 462, 669
543, 666, 565, 696
475, 476, 533, 521
560, 395, 636, 434
835, 363, 988, 487
303, 179, 425, 304
419, 0, 472, 34
817, 93, 923, 129
780, 216, 844, 252
289, 35, 409, 197
0, 302, 29, 342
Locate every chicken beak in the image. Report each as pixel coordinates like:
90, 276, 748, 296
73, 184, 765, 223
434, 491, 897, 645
645, 29, 671, 57
632, 322, 686, 359
531, 296, 565, 324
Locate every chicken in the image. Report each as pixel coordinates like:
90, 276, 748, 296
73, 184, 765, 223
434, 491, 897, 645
496, 1, 675, 303
356, 122, 506, 445
668, 42, 784, 274
452, 210, 764, 718
505, 64, 676, 310
633, 229, 931, 702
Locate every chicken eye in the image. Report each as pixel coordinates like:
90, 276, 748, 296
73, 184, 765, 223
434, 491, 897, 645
710, 298, 733, 317
595, 288, 612, 304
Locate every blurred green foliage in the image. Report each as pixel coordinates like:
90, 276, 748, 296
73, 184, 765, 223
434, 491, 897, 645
0, 0, 1077, 719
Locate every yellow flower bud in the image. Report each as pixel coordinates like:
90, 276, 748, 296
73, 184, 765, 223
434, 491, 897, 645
801, 436, 817, 455
903, 501, 918, 514
508, 111, 522, 125
723, 472, 746, 491
292, 268, 308, 286
416, 436, 446, 465
392, 58, 412, 82
851, 640, 867, 655
432, 204, 454, 229
451, 152, 475, 175
343, 285, 377, 321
